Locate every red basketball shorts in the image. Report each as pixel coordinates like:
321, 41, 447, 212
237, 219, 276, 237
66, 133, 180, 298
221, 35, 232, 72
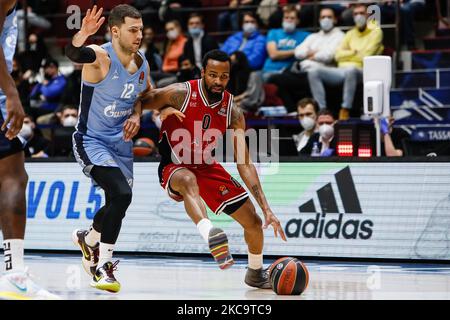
158, 162, 249, 215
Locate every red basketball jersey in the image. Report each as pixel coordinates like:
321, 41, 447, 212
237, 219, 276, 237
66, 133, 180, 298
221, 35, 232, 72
159, 79, 234, 165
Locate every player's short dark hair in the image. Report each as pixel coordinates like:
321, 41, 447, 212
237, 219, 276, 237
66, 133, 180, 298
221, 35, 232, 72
108, 4, 142, 28
202, 50, 231, 70
297, 98, 319, 114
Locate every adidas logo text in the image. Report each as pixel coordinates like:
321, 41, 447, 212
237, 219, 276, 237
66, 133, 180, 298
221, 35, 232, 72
285, 166, 374, 240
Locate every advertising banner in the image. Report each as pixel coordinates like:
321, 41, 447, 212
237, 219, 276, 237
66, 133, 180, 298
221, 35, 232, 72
3, 161, 449, 260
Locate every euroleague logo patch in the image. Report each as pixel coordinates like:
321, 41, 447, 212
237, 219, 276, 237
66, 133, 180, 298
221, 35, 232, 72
276, 263, 283, 270
219, 185, 229, 196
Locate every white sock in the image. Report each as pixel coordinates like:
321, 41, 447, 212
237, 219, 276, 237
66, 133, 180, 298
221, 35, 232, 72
248, 251, 263, 270
196, 218, 213, 244
97, 243, 114, 269
85, 225, 101, 247
3, 239, 25, 273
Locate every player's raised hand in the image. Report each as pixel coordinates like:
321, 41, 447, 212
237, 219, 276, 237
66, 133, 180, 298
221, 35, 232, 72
80, 5, 105, 37
123, 112, 141, 142
160, 107, 185, 122
263, 209, 287, 242
1, 94, 25, 140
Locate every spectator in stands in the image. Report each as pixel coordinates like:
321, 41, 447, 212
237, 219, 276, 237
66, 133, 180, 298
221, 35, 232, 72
292, 98, 319, 153
229, 51, 265, 112
155, 20, 187, 87
221, 11, 267, 70
132, 0, 161, 30
56, 105, 78, 128
183, 13, 219, 70
300, 109, 337, 156
307, 3, 384, 120
16, 5, 52, 52
17, 33, 48, 75
262, 4, 310, 81
294, 7, 344, 72
30, 58, 67, 122
176, 55, 201, 82
140, 26, 163, 74
380, 117, 409, 157
12, 57, 32, 113
61, 63, 82, 107
159, 0, 202, 26
218, 0, 256, 32
19, 114, 49, 158
261, 1, 317, 29
267, 7, 344, 111
47, 105, 79, 157
382, 0, 426, 49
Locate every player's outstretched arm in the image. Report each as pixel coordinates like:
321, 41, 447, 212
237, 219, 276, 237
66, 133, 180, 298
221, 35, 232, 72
65, 5, 106, 66
230, 102, 287, 241
140, 82, 187, 122
0, 0, 25, 140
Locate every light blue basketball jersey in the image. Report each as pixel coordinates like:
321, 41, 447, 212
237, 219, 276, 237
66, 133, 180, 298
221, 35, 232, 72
73, 42, 149, 185
0, 6, 18, 121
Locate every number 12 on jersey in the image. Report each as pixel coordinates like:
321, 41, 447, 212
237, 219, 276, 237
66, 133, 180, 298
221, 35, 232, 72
121, 83, 135, 99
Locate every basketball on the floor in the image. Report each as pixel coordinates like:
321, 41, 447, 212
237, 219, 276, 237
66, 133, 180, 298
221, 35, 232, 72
268, 257, 309, 295
133, 137, 155, 157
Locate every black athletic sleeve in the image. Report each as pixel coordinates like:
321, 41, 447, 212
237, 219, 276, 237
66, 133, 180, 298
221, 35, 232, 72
65, 42, 97, 64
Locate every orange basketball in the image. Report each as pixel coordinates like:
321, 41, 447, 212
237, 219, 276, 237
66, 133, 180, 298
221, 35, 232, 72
268, 257, 309, 295
133, 137, 155, 157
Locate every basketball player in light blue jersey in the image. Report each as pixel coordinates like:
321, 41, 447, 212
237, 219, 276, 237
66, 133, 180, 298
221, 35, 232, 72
66, 5, 182, 293
0, 0, 58, 300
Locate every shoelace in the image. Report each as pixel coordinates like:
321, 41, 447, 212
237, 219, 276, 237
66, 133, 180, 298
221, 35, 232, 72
105, 261, 120, 278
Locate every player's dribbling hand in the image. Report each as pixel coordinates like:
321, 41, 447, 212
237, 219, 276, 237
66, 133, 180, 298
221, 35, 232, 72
160, 107, 185, 122
1, 94, 25, 140
80, 5, 106, 37
263, 209, 287, 242
123, 112, 140, 142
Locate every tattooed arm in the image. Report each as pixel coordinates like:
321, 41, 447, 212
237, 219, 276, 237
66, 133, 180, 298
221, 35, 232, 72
140, 82, 188, 111
229, 102, 287, 241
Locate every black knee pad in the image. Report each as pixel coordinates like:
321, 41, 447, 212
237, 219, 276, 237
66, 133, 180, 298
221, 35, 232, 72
109, 191, 132, 219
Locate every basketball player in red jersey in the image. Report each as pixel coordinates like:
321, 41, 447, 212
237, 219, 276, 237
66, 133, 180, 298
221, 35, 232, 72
141, 50, 286, 289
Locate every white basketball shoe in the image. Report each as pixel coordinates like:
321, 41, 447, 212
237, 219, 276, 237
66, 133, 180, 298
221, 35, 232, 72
0, 270, 60, 300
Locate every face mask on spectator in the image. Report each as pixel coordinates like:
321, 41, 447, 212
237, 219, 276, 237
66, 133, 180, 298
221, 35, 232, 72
242, 23, 257, 34
320, 17, 334, 32
167, 29, 179, 40
188, 27, 203, 37
282, 21, 296, 33
354, 14, 367, 28
319, 124, 334, 140
63, 116, 77, 127
300, 116, 316, 131
19, 124, 33, 139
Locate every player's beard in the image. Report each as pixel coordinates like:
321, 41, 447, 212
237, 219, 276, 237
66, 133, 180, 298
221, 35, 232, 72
118, 38, 138, 55
204, 81, 224, 104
